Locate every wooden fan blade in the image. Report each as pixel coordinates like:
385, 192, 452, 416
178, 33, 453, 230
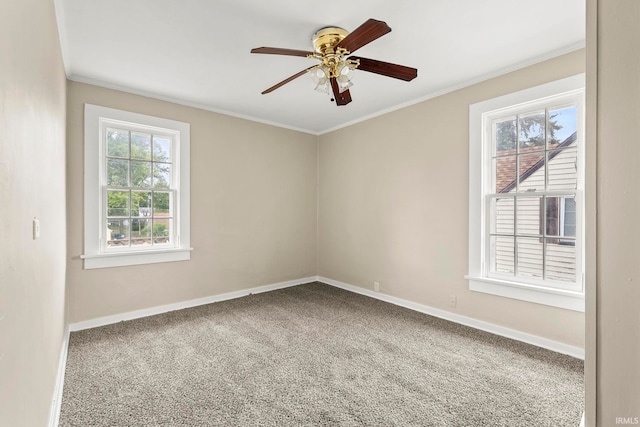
251, 47, 315, 57
335, 19, 391, 54
330, 77, 352, 106
349, 56, 417, 81
261, 66, 318, 94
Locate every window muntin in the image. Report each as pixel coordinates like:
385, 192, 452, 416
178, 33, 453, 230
103, 126, 176, 250
487, 103, 580, 290
83, 104, 191, 269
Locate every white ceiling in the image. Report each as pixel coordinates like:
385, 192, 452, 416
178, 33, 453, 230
55, 0, 585, 135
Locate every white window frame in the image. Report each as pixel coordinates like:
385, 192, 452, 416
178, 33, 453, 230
467, 74, 585, 312
82, 104, 191, 269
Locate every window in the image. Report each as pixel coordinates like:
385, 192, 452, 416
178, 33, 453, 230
82, 104, 191, 269
543, 196, 576, 245
467, 75, 585, 311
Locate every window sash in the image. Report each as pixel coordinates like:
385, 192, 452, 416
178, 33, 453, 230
485, 191, 581, 290
98, 117, 180, 254
485, 136, 582, 290
101, 187, 177, 252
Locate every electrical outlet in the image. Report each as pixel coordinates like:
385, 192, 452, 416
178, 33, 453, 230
448, 295, 457, 308
373, 281, 380, 292
32, 218, 40, 240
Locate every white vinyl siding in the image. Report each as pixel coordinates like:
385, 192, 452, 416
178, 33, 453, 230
492, 144, 578, 285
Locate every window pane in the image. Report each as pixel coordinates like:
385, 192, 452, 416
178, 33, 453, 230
548, 105, 577, 147
152, 218, 172, 245
562, 197, 577, 237
545, 240, 576, 283
516, 196, 541, 236
153, 191, 171, 216
518, 152, 545, 192
131, 218, 151, 246
106, 128, 129, 158
548, 148, 577, 191
545, 196, 561, 237
131, 132, 151, 160
495, 118, 516, 155
107, 158, 129, 187
131, 160, 152, 188
518, 112, 545, 149
494, 156, 516, 193
490, 197, 514, 235
106, 190, 129, 217
153, 163, 171, 188
516, 237, 543, 278
490, 235, 514, 274
131, 191, 151, 217
106, 219, 130, 247
153, 136, 172, 162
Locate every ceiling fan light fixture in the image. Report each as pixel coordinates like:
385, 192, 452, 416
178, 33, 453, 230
310, 65, 331, 95
337, 79, 353, 94
251, 18, 417, 106
337, 62, 355, 81
314, 81, 331, 95
310, 66, 329, 84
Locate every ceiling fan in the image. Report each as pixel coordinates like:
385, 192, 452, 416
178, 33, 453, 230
250, 18, 418, 106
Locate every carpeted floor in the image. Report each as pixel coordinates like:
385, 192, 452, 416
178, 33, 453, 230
59, 282, 584, 426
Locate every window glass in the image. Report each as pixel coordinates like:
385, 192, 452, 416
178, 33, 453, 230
518, 111, 545, 150
103, 126, 175, 251
488, 103, 580, 285
131, 132, 151, 160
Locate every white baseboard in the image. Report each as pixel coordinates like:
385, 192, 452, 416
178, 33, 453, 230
48, 325, 70, 427
68, 276, 317, 332
69, 274, 583, 358
318, 276, 585, 360
56, 275, 582, 427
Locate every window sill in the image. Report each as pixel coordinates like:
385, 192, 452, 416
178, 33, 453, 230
465, 275, 584, 312
81, 247, 193, 269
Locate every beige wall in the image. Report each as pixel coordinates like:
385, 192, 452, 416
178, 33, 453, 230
595, 0, 640, 424
6, 0, 640, 423
0, 0, 68, 425
318, 50, 586, 348
66, 82, 318, 323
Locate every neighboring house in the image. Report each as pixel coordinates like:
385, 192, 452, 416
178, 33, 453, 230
494, 132, 578, 283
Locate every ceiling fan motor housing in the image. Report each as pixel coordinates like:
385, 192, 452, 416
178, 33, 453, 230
312, 27, 348, 55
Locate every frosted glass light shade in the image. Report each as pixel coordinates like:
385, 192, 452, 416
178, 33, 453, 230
315, 81, 330, 94
310, 66, 329, 85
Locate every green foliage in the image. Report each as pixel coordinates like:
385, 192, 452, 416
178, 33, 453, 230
106, 129, 129, 157
153, 192, 170, 214
107, 191, 169, 218
495, 113, 563, 152
139, 222, 168, 238
106, 129, 171, 190
106, 129, 172, 221
107, 190, 128, 216
152, 223, 168, 237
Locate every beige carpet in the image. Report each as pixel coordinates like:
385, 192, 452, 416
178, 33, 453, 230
59, 282, 583, 426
